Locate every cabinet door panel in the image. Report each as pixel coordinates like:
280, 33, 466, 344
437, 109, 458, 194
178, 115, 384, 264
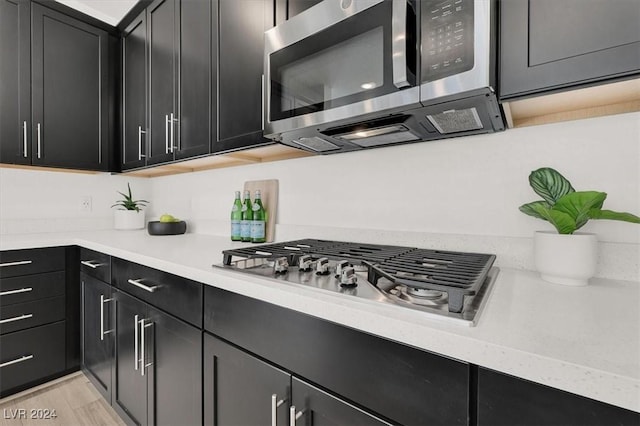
292, 378, 391, 426
147, 0, 176, 165
148, 307, 202, 426
122, 12, 148, 170
81, 274, 113, 403
500, 0, 640, 99
216, 0, 273, 152
176, 0, 212, 160
204, 333, 290, 426
31, 3, 108, 170
114, 290, 148, 426
0, 0, 30, 165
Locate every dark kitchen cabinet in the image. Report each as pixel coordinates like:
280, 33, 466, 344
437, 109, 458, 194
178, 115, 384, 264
81, 273, 114, 404
0, 0, 30, 165
122, 11, 148, 170
215, 0, 274, 153
204, 333, 390, 426
30, 3, 112, 170
113, 289, 202, 426
500, 0, 640, 99
477, 367, 640, 426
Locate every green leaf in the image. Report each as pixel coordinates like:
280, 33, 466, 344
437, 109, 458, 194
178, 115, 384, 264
589, 209, 640, 224
528, 168, 575, 206
520, 200, 577, 234
553, 191, 607, 231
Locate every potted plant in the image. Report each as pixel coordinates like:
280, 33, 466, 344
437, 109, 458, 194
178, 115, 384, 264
519, 167, 639, 286
111, 183, 149, 230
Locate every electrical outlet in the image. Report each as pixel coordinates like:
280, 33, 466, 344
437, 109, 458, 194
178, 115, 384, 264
80, 196, 92, 212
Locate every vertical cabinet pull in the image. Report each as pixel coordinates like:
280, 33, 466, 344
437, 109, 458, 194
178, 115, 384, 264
100, 295, 114, 341
138, 126, 147, 160
170, 112, 176, 153
165, 115, 170, 154
37, 123, 42, 158
0, 354, 34, 368
289, 406, 303, 426
271, 394, 285, 426
139, 318, 153, 376
261, 74, 265, 131
134, 314, 139, 371
0, 287, 32, 297
22, 121, 28, 157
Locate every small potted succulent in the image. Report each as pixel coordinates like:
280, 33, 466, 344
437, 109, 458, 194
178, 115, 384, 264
519, 167, 639, 286
111, 183, 149, 230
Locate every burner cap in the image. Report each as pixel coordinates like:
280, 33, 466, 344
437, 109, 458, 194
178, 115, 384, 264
405, 287, 443, 299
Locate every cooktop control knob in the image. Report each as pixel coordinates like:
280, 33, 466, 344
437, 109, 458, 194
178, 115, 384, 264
340, 266, 358, 287
316, 257, 330, 275
335, 260, 349, 278
298, 255, 313, 271
274, 257, 289, 274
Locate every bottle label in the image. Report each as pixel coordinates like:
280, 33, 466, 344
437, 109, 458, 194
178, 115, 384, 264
241, 205, 248, 212
232, 205, 240, 212
250, 220, 265, 239
252, 203, 261, 212
241, 220, 251, 239
231, 220, 241, 238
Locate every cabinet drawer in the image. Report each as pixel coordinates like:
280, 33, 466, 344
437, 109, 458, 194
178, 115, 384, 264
0, 247, 65, 278
0, 271, 65, 306
0, 321, 66, 396
112, 258, 202, 327
0, 296, 66, 335
80, 248, 111, 282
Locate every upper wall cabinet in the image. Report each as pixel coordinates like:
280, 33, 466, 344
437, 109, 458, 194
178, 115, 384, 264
0, 0, 114, 171
214, 0, 273, 154
122, 0, 213, 171
500, 0, 640, 100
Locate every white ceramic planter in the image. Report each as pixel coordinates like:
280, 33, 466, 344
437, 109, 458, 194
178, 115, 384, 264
534, 231, 598, 286
114, 210, 145, 230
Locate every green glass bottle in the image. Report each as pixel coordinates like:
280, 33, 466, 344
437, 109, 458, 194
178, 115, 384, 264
230, 191, 242, 241
240, 190, 253, 242
250, 190, 266, 243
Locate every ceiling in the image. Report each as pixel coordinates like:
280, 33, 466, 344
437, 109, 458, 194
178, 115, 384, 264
54, 0, 139, 26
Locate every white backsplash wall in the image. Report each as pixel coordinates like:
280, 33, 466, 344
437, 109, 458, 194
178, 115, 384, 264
148, 112, 640, 280
0, 169, 151, 234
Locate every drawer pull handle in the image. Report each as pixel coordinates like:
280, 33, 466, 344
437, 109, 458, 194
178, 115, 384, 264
0, 354, 34, 368
0, 313, 33, 324
127, 279, 158, 293
100, 295, 114, 341
289, 406, 304, 426
81, 260, 103, 269
271, 394, 285, 426
0, 260, 33, 268
0, 287, 33, 297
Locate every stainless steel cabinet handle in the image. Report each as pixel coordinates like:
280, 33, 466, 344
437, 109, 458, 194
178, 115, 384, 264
0, 313, 33, 324
0, 354, 33, 368
81, 260, 103, 269
134, 314, 139, 371
261, 74, 265, 131
138, 126, 147, 160
0, 260, 33, 268
170, 113, 176, 153
22, 121, 28, 157
127, 279, 158, 293
140, 319, 153, 376
165, 114, 170, 154
391, 0, 410, 88
271, 394, 285, 426
289, 406, 303, 426
100, 295, 114, 341
37, 123, 42, 158
0, 287, 32, 297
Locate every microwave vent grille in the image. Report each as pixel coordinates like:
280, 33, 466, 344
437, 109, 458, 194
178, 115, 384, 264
293, 137, 340, 152
427, 107, 483, 134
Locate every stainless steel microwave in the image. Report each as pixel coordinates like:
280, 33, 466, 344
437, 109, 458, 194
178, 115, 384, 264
263, 0, 505, 154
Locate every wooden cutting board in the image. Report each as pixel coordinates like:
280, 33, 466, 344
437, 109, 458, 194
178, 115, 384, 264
243, 179, 278, 242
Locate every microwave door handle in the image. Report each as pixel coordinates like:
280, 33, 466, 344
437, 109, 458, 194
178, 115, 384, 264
392, 0, 410, 88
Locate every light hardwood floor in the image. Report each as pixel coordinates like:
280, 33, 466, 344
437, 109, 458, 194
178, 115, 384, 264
0, 372, 124, 426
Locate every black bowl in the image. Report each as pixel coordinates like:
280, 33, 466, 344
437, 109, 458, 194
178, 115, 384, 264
147, 220, 187, 235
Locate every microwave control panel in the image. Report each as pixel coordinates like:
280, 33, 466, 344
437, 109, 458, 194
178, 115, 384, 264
421, 0, 474, 83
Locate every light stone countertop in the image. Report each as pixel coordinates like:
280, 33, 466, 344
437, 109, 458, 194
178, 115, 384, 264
1, 230, 638, 413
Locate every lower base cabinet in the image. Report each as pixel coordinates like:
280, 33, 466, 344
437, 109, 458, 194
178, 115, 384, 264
204, 333, 390, 426
113, 290, 202, 426
477, 367, 640, 425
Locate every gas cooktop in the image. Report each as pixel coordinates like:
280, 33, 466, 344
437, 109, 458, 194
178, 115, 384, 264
215, 239, 498, 326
